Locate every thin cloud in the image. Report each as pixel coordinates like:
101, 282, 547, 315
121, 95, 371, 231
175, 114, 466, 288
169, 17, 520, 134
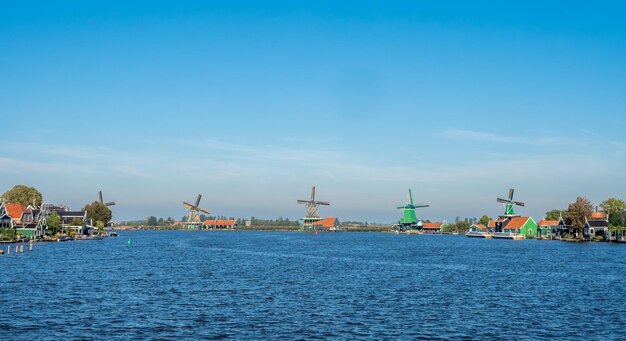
443, 128, 578, 146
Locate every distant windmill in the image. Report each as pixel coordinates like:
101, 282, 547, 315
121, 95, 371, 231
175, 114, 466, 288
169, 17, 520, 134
183, 194, 210, 229
396, 189, 429, 230
98, 191, 116, 207
297, 186, 330, 229
497, 188, 524, 217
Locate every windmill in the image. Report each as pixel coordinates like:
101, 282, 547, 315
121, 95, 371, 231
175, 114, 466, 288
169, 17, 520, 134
297, 186, 330, 230
183, 194, 210, 229
396, 189, 429, 231
496, 188, 524, 218
98, 191, 116, 207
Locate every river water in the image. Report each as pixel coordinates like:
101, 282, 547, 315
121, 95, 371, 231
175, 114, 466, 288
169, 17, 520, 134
1, 231, 625, 340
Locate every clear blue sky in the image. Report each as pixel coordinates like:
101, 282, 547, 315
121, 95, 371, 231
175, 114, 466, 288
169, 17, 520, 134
1, 1, 625, 222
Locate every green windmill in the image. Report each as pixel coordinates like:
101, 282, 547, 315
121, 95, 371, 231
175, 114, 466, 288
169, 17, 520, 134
396, 189, 429, 230
496, 188, 524, 217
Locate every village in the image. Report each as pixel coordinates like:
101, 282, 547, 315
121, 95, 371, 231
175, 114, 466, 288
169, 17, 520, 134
2, 184, 626, 252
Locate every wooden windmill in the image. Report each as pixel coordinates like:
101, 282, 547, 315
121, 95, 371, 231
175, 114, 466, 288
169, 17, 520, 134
297, 186, 330, 230
183, 194, 210, 229
98, 191, 116, 207
496, 188, 524, 218
396, 189, 429, 231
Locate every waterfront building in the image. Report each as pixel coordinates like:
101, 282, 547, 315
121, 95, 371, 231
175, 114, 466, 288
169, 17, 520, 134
468, 223, 487, 232
583, 211, 609, 239
312, 217, 340, 231
202, 219, 237, 229
422, 222, 445, 233
0, 202, 46, 237
500, 216, 538, 237
537, 219, 559, 238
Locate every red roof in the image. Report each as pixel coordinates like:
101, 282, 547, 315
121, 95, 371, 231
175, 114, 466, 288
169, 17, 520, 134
488, 220, 496, 228
314, 217, 339, 228
504, 217, 531, 229
6, 203, 30, 219
203, 219, 237, 226
422, 222, 443, 229
471, 223, 486, 229
589, 212, 607, 220
538, 219, 559, 227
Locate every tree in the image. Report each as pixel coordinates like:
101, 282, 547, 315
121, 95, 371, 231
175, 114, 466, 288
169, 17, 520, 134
83, 201, 112, 226
146, 216, 158, 226
46, 211, 61, 235
596, 198, 625, 227
478, 215, 490, 226
566, 197, 593, 238
545, 209, 563, 221
455, 221, 470, 233
2, 185, 43, 206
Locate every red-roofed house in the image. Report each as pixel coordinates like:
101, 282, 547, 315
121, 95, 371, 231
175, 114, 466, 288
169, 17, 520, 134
502, 217, 537, 237
537, 219, 559, 237
203, 219, 237, 229
469, 223, 487, 232
422, 222, 445, 233
312, 217, 340, 231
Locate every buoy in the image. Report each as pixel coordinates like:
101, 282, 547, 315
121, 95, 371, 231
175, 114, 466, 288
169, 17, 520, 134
127, 238, 132, 246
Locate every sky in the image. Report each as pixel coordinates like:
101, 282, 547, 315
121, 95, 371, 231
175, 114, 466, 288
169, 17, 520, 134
1, 1, 626, 223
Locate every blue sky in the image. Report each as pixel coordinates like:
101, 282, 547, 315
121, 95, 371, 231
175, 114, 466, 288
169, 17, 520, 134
1, 1, 625, 222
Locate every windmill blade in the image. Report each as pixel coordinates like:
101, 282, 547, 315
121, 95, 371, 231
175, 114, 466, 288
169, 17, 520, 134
414, 204, 429, 208
514, 201, 525, 207
408, 189, 414, 205
310, 186, 316, 202
198, 208, 210, 214
508, 188, 514, 200
316, 201, 330, 206
496, 198, 510, 204
397, 206, 407, 209
195, 194, 202, 208
104, 201, 116, 206
297, 200, 311, 204
98, 191, 104, 204
183, 202, 194, 209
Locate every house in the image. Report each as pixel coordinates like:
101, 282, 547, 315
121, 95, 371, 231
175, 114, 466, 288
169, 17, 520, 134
537, 219, 559, 237
422, 222, 444, 233
469, 223, 487, 232
0, 203, 12, 229
1, 202, 45, 237
584, 211, 609, 239
52, 209, 87, 235
203, 219, 237, 229
312, 217, 340, 231
501, 216, 537, 237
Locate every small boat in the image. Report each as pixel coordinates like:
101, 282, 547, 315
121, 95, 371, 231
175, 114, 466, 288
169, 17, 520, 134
492, 232, 524, 240
108, 232, 119, 237
465, 231, 491, 238
56, 236, 74, 242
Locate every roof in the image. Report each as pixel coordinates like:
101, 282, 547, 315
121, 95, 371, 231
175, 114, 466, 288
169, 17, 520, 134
503, 216, 532, 230
587, 220, 609, 228
538, 219, 559, 227
6, 203, 31, 219
470, 223, 486, 229
590, 212, 607, 220
56, 211, 86, 218
422, 222, 443, 229
488, 220, 496, 228
313, 217, 339, 228
203, 219, 237, 226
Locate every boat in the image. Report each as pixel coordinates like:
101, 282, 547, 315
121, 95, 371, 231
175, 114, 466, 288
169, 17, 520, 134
465, 231, 492, 238
492, 232, 524, 240
56, 236, 74, 242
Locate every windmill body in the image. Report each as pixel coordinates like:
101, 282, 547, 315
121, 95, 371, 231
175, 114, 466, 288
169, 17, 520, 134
97, 191, 115, 226
183, 194, 210, 230
297, 186, 330, 230
396, 189, 429, 231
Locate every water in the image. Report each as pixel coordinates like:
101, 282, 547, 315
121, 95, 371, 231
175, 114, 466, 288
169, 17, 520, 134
1, 231, 626, 340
